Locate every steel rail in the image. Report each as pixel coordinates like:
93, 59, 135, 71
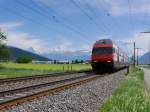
0, 69, 91, 84
0, 73, 93, 97
0, 74, 101, 111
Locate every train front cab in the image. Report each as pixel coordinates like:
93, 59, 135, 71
91, 46, 115, 72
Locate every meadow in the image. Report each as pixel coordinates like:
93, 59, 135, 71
0, 63, 91, 79
100, 67, 150, 112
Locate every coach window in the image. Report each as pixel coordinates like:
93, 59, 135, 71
117, 49, 119, 63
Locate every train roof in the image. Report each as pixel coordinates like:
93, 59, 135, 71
95, 39, 113, 44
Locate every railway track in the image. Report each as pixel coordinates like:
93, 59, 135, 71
0, 70, 91, 84
0, 69, 127, 111
0, 70, 92, 92
0, 72, 101, 111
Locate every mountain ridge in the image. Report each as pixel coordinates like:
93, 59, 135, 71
139, 52, 150, 64
8, 46, 51, 61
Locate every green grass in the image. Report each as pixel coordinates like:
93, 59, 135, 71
1, 63, 91, 71
0, 68, 51, 79
0, 63, 91, 79
100, 67, 150, 112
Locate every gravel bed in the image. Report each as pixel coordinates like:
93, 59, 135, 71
0, 75, 97, 103
7, 69, 126, 112
0, 73, 87, 92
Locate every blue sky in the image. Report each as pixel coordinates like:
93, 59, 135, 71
0, 0, 150, 56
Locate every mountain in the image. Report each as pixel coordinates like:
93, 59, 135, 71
44, 50, 91, 61
139, 52, 150, 64
27, 47, 36, 53
8, 46, 51, 61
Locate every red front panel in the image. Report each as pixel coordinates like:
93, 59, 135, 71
91, 44, 114, 62
92, 54, 113, 62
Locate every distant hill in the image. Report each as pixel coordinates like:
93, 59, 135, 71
8, 46, 51, 61
43, 50, 91, 61
139, 52, 150, 64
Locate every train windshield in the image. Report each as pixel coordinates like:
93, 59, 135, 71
92, 47, 114, 54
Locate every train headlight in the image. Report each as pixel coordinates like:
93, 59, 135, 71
107, 61, 111, 62
93, 61, 97, 63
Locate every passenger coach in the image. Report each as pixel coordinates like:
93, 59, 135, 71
91, 39, 129, 72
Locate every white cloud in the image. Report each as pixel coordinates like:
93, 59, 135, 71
0, 21, 116, 55
0, 22, 24, 31
124, 32, 150, 56
107, 1, 147, 16
81, 0, 149, 17
81, 44, 92, 52
0, 21, 78, 54
7, 31, 49, 54
47, 39, 75, 53
0, 22, 50, 54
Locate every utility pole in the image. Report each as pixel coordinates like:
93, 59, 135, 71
149, 41, 150, 65
136, 48, 142, 65
136, 48, 139, 65
134, 42, 136, 66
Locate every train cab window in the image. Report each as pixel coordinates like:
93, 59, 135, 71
92, 47, 114, 54
113, 48, 116, 53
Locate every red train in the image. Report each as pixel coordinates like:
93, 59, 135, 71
91, 39, 129, 72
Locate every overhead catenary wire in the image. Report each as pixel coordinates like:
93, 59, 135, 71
0, 6, 58, 33
70, 0, 107, 34
143, 0, 150, 27
0, 6, 93, 52
30, 0, 89, 37
99, 0, 120, 33
15, 0, 88, 38
127, 0, 134, 31
82, 0, 111, 33
29, 0, 96, 45
0, 6, 88, 45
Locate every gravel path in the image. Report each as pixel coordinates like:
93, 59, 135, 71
0, 73, 87, 92
7, 69, 126, 112
142, 68, 150, 94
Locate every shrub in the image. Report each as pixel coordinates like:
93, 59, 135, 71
16, 56, 32, 63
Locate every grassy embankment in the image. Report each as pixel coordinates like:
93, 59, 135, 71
100, 67, 150, 112
0, 63, 91, 79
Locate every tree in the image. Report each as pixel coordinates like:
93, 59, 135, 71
72, 60, 74, 64
0, 30, 10, 61
0, 30, 6, 41
53, 60, 57, 64
16, 56, 32, 63
80, 60, 84, 63
0, 45, 11, 61
75, 59, 79, 64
